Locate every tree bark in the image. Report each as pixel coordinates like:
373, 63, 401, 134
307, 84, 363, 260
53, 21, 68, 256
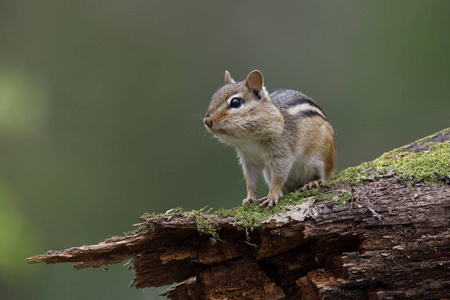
27, 129, 450, 299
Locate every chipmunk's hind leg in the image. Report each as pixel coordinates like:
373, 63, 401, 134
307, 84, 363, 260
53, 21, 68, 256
299, 164, 327, 192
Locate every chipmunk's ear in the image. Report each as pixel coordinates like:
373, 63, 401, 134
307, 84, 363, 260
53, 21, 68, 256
224, 71, 235, 85
245, 70, 264, 99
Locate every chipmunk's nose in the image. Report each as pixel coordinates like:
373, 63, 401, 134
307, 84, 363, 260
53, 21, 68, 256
203, 114, 213, 128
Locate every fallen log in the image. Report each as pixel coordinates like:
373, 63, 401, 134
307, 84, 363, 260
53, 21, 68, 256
27, 128, 450, 299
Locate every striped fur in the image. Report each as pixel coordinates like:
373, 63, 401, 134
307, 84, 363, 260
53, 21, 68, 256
203, 71, 336, 209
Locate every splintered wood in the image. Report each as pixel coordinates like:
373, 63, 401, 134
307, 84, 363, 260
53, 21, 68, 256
27, 131, 450, 299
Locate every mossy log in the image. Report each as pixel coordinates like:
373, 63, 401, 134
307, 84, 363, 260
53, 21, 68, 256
27, 128, 450, 299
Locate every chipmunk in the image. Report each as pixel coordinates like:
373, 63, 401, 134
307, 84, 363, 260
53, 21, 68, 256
203, 70, 335, 209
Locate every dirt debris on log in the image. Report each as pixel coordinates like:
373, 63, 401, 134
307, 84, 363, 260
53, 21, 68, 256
26, 128, 450, 299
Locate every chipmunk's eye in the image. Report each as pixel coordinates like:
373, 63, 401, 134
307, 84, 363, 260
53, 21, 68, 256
229, 97, 243, 109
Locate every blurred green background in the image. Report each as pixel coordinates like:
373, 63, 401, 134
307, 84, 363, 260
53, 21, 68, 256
0, 0, 448, 299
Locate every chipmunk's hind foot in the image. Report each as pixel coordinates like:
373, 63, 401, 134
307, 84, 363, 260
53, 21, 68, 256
299, 179, 323, 192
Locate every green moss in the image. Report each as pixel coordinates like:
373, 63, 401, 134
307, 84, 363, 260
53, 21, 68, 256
216, 190, 324, 231
330, 162, 375, 184
131, 207, 222, 243
332, 141, 449, 185
196, 215, 221, 244
372, 142, 449, 183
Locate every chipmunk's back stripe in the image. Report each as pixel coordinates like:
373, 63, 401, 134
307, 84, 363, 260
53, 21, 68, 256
298, 110, 328, 121
288, 98, 324, 113
271, 89, 328, 121
271, 89, 324, 112
286, 100, 328, 121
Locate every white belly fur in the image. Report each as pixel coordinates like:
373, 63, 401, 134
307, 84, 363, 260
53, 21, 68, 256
235, 139, 323, 194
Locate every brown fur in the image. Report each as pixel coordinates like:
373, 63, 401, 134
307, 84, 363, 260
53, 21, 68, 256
204, 70, 335, 209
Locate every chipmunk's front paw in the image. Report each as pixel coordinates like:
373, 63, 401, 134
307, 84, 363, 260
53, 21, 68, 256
255, 196, 278, 210
300, 179, 323, 192
242, 198, 255, 205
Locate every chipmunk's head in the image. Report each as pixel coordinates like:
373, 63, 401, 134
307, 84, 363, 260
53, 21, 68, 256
203, 70, 284, 144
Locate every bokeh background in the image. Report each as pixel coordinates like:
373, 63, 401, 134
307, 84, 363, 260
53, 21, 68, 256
1, 1, 449, 299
